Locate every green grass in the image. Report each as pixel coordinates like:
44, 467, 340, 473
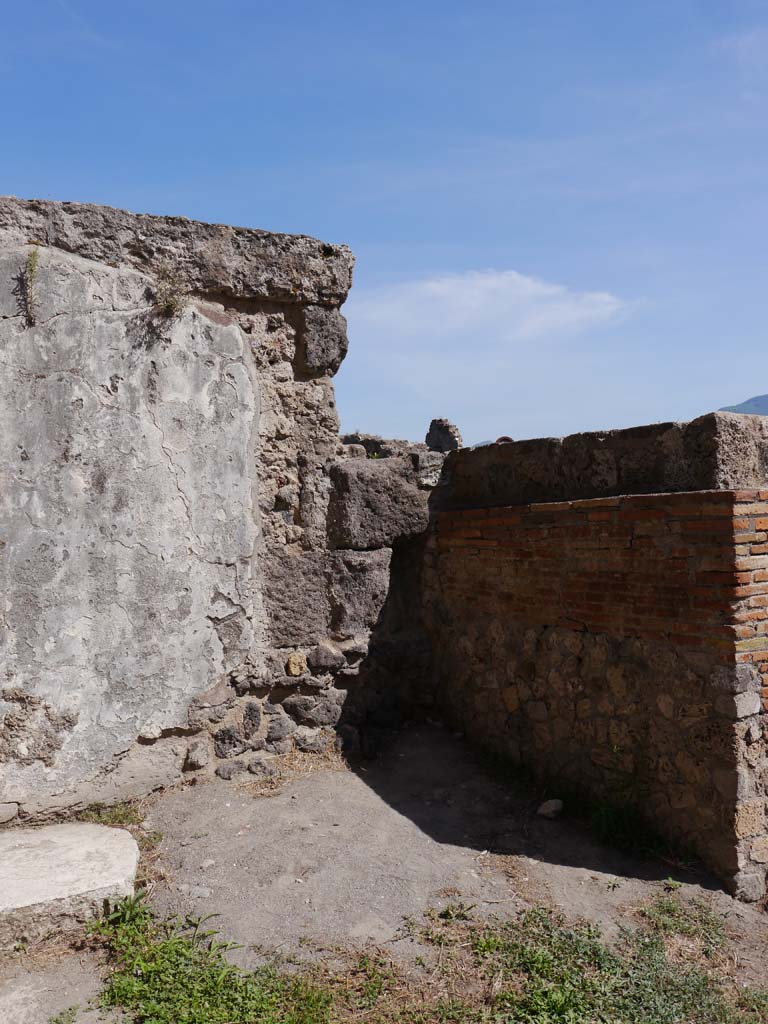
93, 894, 768, 1024
640, 892, 727, 958
46, 1009, 77, 1024
471, 906, 758, 1024
93, 893, 331, 1024
79, 800, 143, 827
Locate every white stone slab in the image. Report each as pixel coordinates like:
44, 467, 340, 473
0, 823, 139, 949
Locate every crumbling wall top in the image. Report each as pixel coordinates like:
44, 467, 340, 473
0, 197, 354, 307
433, 412, 768, 510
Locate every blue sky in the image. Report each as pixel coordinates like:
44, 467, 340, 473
3, 1, 768, 443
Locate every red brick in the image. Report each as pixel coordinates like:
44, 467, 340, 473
733, 489, 761, 500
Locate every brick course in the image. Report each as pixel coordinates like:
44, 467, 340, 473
423, 489, 768, 900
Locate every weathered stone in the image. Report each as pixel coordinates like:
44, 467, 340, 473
735, 800, 766, 839
731, 869, 766, 902
0, 802, 19, 823
242, 702, 262, 739
248, 756, 279, 778
264, 553, 330, 646
715, 692, 762, 720
750, 836, 768, 863
328, 458, 429, 549
711, 664, 762, 694
267, 738, 294, 754
295, 305, 348, 377
265, 706, 297, 742
537, 799, 563, 819
425, 418, 462, 453
183, 740, 210, 772
432, 412, 768, 511
338, 635, 370, 662
294, 726, 331, 753
285, 652, 308, 677
328, 550, 392, 638
0, 242, 258, 811
215, 760, 246, 780
213, 725, 246, 760
0, 824, 138, 950
307, 640, 346, 674
0, 197, 354, 307
340, 432, 425, 460
283, 690, 345, 727
0, 198, 366, 816
411, 449, 446, 488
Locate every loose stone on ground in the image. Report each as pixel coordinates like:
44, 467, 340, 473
0, 823, 139, 951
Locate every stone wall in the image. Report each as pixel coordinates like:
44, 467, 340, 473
0, 198, 437, 819
423, 486, 768, 899
5, 198, 768, 905
432, 412, 768, 512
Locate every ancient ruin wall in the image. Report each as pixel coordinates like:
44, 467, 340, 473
424, 487, 768, 900
0, 199, 429, 819
0, 199, 441, 820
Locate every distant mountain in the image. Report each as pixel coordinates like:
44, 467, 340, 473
720, 394, 768, 416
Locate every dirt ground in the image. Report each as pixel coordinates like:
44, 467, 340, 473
2, 723, 768, 1022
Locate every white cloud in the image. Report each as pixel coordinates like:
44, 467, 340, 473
346, 269, 623, 352
337, 269, 627, 443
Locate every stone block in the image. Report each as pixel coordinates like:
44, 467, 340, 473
433, 412, 768, 510
295, 305, 348, 377
735, 799, 766, 839
0, 802, 19, 824
731, 868, 766, 902
264, 552, 330, 646
307, 639, 346, 674
0, 196, 354, 307
425, 418, 462, 452
183, 739, 210, 772
0, 824, 138, 950
285, 652, 308, 677
328, 458, 429, 549
328, 549, 392, 637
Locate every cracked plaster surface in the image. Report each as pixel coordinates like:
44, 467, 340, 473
0, 245, 259, 808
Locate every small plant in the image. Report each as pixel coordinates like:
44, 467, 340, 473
438, 901, 475, 921
352, 954, 395, 1009
14, 245, 40, 327
79, 800, 142, 827
46, 1009, 78, 1024
153, 260, 188, 319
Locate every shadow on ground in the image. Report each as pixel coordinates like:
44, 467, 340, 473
144, 724, 768, 980
3, 724, 768, 1023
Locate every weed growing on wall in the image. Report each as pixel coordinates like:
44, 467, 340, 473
153, 261, 189, 319
14, 245, 40, 326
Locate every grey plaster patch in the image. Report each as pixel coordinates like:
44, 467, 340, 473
0, 245, 258, 809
